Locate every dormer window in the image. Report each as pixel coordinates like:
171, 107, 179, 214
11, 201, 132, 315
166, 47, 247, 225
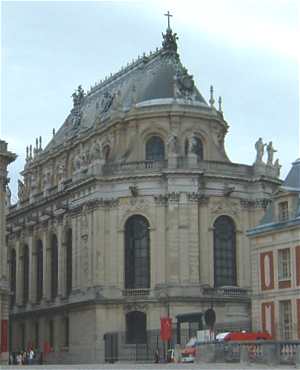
278, 201, 289, 221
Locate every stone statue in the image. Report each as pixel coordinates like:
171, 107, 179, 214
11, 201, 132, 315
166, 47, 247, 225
89, 140, 103, 162
43, 168, 52, 188
30, 172, 37, 190
6, 185, 11, 207
267, 141, 277, 165
18, 180, 26, 202
255, 137, 266, 162
73, 151, 82, 171
167, 133, 177, 155
274, 159, 281, 177
56, 161, 65, 182
189, 134, 198, 155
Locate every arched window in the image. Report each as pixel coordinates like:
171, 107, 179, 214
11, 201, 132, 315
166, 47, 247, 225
146, 136, 165, 161
23, 245, 29, 304
213, 216, 237, 287
50, 234, 58, 300
66, 228, 72, 296
10, 249, 16, 307
126, 311, 147, 344
125, 215, 150, 289
36, 240, 43, 303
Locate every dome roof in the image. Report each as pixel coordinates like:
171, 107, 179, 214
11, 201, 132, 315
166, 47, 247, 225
45, 29, 208, 151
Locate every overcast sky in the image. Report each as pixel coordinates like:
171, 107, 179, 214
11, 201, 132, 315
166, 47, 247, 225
1, 0, 299, 200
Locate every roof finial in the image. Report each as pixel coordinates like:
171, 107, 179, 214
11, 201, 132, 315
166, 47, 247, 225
209, 85, 215, 107
218, 96, 223, 113
164, 11, 173, 30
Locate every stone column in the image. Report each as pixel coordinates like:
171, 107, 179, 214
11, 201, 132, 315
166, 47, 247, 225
60, 228, 67, 299
56, 222, 63, 298
31, 240, 37, 304
28, 232, 35, 304
16, 240, 23, 306
93, 208, 104, 285
166, 200, 179, 284
178, 194, 189, 283
154, 200, 166, 285
71, 216, 78, 290
189, 200, 200, 283
42, 227, 50, 301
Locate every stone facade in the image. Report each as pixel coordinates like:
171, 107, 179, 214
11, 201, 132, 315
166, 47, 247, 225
6, 27, 282, 363
248, 159, 300, 340
0, 140, 16, 363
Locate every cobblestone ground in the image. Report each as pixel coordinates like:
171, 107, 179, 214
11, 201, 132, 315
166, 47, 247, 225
0, 363, 297, 370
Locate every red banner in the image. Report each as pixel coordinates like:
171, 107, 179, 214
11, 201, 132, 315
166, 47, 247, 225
160, 317, 172, 341
43, 341, 51, 355
1, 320, 8, 353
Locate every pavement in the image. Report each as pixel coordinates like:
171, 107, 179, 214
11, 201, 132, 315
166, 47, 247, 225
0, 363, 298, 370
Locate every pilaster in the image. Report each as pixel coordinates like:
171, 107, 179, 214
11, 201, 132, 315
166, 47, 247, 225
15, 240, 23, 306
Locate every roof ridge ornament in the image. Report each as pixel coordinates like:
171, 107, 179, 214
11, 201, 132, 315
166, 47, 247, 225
162, 11, 178, 53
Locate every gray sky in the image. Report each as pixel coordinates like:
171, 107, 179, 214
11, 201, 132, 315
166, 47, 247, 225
1, 0, 299, 200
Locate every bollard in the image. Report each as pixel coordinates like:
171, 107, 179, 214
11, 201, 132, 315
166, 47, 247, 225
240, 345, 249, 365
295, 345, 300, 369
263, 343, 279, 366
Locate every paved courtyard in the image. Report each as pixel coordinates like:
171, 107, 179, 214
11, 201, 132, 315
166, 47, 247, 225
0, 363, 298, 370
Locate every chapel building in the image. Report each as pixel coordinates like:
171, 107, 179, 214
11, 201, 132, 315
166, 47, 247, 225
6, 24, 282, 363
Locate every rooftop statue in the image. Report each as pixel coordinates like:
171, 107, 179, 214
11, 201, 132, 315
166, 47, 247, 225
267, 141, 277, 165
255, 137, 266, 163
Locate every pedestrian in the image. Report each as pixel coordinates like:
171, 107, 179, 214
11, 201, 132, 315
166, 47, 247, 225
154, 348, 159, 363
28, 348, 35, 365
16, 352, 22, 365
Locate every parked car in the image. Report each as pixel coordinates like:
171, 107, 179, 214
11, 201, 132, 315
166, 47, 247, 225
181, 337, 198, 363
217, 331, 272, 342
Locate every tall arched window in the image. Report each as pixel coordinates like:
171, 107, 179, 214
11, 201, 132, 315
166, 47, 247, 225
126, 311, 147, 344
51, 234, 58, 300
66, 228, 72, 296
146, 136, 165, 161
213, 216, 237, 287
23, 245, 29, 304
10, 249, 16, 307
36, 240, 43, 303
125, 215, 150, 289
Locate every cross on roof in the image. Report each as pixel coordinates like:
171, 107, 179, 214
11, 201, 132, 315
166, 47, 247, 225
164, 11, 173, 30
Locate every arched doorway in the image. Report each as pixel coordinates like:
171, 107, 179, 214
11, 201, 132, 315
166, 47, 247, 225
126, 311, 147, 344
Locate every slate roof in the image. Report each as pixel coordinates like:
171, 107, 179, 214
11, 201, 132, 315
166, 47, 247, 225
283, 158, 300, 190
44, 28, 209, 152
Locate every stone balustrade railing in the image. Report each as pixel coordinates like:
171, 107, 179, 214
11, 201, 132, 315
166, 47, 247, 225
202, 286, 250, 297
122, 288, 150, 297
102, 159, 167, 175
196, 340, 300, 366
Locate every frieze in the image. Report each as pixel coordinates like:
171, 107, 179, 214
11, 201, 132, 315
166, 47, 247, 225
210, 199, 239, 216
186, 192, 209, 203
123, 303, 147, 313
154, 192, 180, 205
240, 199, 272, 209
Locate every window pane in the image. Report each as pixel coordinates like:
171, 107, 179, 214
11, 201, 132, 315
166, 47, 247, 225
213, 216, 236, 287
146, 136, 165, 161
125, 216, 150, 289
